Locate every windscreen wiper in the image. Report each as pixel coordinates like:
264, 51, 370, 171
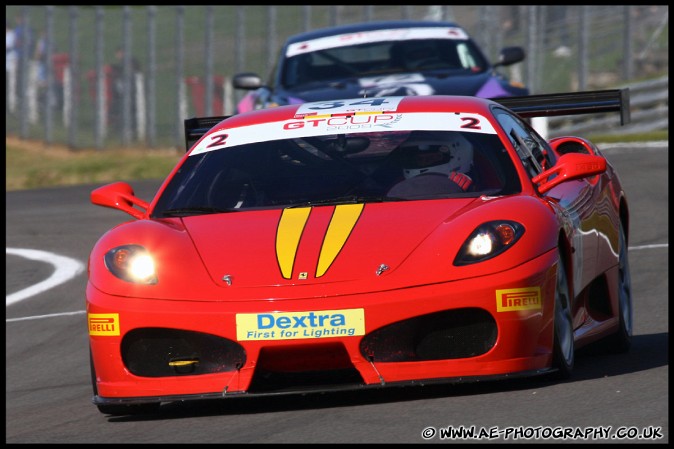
159, 206, 237, 217
286, 195, 393, 208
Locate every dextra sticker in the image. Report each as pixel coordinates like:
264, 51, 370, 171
88, 313, 120, 336
286, 27, 469, 57
496, 288, 542, 312
236, 309, 365, 341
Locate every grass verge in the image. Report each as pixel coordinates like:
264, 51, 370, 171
6, 136, 183, 191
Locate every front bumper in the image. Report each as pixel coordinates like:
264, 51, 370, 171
87, 249, 558, 404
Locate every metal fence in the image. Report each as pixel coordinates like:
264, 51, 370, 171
5, 5, 669, 151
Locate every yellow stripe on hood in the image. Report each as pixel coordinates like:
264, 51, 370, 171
316, 203, 364, 277
276, 208, 311, 279
276, 204, 364, 280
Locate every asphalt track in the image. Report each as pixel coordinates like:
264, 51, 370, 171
6, 143, 668, 443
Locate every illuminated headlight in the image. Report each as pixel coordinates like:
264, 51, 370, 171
104, 245, 157, 284
454, 221, 524, 266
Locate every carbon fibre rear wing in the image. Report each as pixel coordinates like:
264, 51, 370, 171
184, 115, 230, 152
492, 88, 630, 125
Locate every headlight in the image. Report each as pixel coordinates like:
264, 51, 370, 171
104, 245, 157, 284
454, 221, 524, 266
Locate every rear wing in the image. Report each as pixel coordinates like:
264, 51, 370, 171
183, 89, 630, 152
493, 88, 630, 125
184, 115, 230, 152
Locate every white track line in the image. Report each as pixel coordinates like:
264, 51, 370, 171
4, 243, 667, 322
6, 310, 86, 323
6, 248, 85, 306
628, 243, 668, 251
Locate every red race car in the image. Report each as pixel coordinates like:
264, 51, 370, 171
87, 90, 633, 416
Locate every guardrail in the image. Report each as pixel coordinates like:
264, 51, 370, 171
547, 75, 668, 137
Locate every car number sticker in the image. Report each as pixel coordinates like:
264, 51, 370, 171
190, 110, 496, 156
496, 287, 542, 312
236, 308, 365, 341
295, 97, 404, 115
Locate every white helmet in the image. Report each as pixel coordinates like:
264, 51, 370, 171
402, 134, 473, 179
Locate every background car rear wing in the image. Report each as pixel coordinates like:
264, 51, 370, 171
493, 88, 630, 125
183, 89, 630, 152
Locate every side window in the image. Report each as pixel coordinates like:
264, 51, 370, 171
523, 119, 556, 170
493, 108, 554, 178
456, 43, 476, 69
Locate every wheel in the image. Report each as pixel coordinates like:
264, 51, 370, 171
90, 348, 160, 416
551, 249, 574, 378
604, 222, 633, 353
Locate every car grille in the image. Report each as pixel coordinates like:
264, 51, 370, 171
248, 342, 364, 393
121, 328, 246, 377
360, 308, 497, 362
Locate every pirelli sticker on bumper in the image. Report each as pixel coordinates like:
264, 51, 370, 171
236, 309, 365, 341
496, 287, 541, 312
88, 313, 120, 336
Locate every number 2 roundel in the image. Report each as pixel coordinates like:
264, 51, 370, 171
207, 132, 229, 149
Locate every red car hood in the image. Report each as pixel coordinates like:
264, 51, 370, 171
183, 199, 476, 289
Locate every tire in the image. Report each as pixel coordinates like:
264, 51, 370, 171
604, 222, 633, 353
551, 248, 574, 379
90, 348, 160, 416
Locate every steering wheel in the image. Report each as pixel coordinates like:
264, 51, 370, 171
407, 57, 444, 70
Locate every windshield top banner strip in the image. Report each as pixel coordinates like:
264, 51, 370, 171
286, 27, 469, 57
190, 111, 496, 156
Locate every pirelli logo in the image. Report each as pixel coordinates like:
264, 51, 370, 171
88, 313, 120, 336
496, 287, 542, 312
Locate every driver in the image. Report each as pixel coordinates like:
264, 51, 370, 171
399, 40, 437, 70
401, 134, 474, 191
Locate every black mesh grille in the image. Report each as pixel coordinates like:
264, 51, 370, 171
360, 308, 497, 362
121, 328, 246, 377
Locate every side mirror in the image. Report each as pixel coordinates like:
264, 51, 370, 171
232, 72, 263, 90
549, 136, 599, 156
532, 153, 606, 194
91, 181, 149, 219
493, 46, 525, 68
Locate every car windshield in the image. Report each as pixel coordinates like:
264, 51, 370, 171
281, 37, 489, 89
152, 130, 520, 218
